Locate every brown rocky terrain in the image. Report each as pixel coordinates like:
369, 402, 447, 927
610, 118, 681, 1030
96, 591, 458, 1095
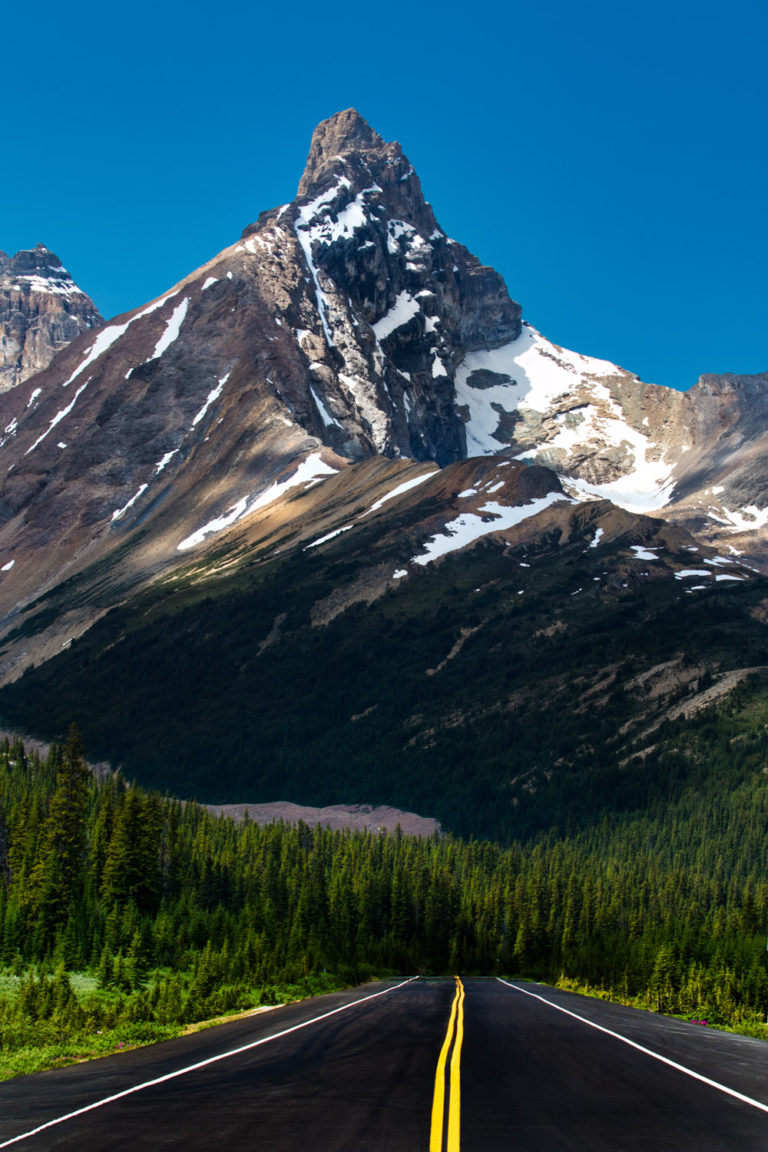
0, 108, 765, 692
0, 111, 524, 674
206, 801, 440, 836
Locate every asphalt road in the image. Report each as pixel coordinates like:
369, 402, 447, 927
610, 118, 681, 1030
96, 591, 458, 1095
2, 978, 768, 1150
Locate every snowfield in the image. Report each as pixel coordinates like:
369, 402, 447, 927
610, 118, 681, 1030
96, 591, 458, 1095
456, 325, 676, 514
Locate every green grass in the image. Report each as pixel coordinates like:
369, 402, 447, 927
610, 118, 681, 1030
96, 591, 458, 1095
0, 1018, 181, 1080
553, 974, 768, 1043
0, 968, 350, 1081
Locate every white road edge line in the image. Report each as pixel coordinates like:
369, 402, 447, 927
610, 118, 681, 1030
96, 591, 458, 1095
0, 978, 416, 1148
498, 979, 768, 1115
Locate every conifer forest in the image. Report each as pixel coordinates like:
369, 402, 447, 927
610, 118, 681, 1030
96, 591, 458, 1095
2, 693, 768, 1077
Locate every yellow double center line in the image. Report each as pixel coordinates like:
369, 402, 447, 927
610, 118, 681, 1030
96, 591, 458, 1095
430, 976, 465, 1152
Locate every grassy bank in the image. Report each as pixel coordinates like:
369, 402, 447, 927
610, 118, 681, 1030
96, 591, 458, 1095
0, 966, 346, 1080
553, 974, 768, 1042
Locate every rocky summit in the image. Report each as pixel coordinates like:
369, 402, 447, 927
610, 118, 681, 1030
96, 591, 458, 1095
0, 109, 766, 696
0, 244, 102, 393
241, 106, 523, 464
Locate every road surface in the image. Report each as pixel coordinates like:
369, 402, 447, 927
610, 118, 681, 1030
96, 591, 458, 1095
2, 978, 768, 1149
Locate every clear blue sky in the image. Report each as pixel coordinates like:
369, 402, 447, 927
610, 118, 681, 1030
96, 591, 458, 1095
3, 0, 765, 391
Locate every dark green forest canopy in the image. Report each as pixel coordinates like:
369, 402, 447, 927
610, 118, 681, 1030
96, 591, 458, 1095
3, 518, 768, 1056
1, 694, 768, 1037
2, 527, 767, 841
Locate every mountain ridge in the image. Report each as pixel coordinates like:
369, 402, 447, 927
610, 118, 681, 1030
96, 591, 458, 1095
0, 109, 767, 817
1, 445, 764, 837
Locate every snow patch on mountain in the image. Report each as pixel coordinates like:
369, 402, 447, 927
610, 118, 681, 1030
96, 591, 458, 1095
387, 219, 416, 254
149, 297, 189, 360
372, 291, 421, 341
154, 450, 179, 475
556, 432, 675, 513
631, 545, 659, 561
338, 372, 390, 451
111, 484, 149, 523
310, 384, 340, 428
12, 273, 85, 299
177, 453, 338, 552
675, 569, 714, 580
317, 186, 381, 243
111, 450, 183, 523
63, 294, 176, 389
456, 324, 618, 431
294, 179, 352, 348
718, 505, 768, 533
456, 325, 676, 514
412, 492, 571, 566
110, 368, 232, 527
364, 468, 437, 515
305, 524, 354, 549
25, 380, 90, 456
192, 372, 231, 428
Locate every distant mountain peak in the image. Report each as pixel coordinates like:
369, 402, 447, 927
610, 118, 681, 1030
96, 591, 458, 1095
9, 243, 65, 276
0, 243, 102, 392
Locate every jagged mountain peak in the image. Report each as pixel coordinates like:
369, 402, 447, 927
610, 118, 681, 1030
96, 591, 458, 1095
298, 108, 398, 194
3, 242, 81, 285
1, 111, 768, 696
3, 243, 65, 275
295, 109, 437, 239
235, 110, 522, 467
0, 243, 102, 393
298, 109, 382, 187
11, 243, 63, 272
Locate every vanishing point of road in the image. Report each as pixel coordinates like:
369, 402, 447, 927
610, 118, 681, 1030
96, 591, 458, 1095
2, 978, 768, 1150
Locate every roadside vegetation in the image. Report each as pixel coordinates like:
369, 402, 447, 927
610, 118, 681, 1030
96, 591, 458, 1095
2, 706, 768, 1079
0, 967, 342, 1080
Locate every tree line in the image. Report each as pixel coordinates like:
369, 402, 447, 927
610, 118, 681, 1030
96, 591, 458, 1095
1, 722, 768, 1051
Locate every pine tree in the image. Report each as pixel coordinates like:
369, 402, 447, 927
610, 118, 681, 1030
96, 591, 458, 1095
100, 787, 162, 912
26, 726, 90, 947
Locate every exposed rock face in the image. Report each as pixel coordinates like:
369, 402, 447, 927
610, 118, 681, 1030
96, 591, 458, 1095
452, 323, 768, 560
0, 245, 102, 392
0, 109, 524, 624
243, 108, 522, 464
206, 800, 441, 837
0, 109, 765, 689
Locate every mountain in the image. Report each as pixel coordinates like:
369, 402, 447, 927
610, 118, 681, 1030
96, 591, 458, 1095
0, 110, 766, 836
0, 244, 102, 393
1, 448, 765, 839
477, 347, 768, 560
